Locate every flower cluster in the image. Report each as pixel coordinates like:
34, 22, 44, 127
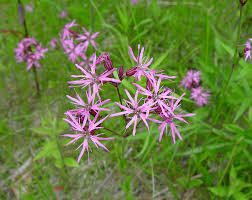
59, 20, 99, 68
63, 42, 195, 163
14, 38, 48, 70
180, 69, 210, 106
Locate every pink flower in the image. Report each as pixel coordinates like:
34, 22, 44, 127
63, 39, 85, 63
76, 27, 99, 50
79, 53, 95, 70
133, 77, 176, 116
58, 10, 68, 18
127, 44, 154, 81
14, 38, 47, 71
66, 87, 110, 124
110, 90, 152, 136
190, 87, 210, 106
68, 54, 121, 95
180, 70, 201, 90
130, 0, 139, 4
25, 2, 34, 12
35, 43, 48, 59
49, 38, 58, 48
61, 20, 78, 40
149, 93, 195, 143
62, 111, 114, 163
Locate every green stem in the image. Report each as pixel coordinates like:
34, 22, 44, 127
213, 4, 243, 124
32, 66, 40, 96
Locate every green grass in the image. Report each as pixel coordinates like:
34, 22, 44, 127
1, 0, 252, 199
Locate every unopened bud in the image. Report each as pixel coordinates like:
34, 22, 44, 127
155, 106, 162, 113
118, 66, 125, 81
126, 67, 137, 76
240, 0, 248, 6
146, 78, 153, 91
103, 54, 114, 70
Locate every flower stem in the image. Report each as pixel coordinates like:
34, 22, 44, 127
213, 3, 244, 124
32, 66, 40, 96
17, 0, 40, 97
222, 4, 243, 95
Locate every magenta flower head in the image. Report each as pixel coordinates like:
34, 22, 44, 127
14, 38, 48, 70
68, 53, 121, 96
62, 111, 114, 163
25, 1, 34, 12
66, 86, 110, 124
111, 89, 152, 136
134, 76, 177, 116
58, 10, 68, 18
127, 44, 154, 81
190, 86, 210, 107
180, 69, 201, 90
49, 38, 58, 49
149, 93, 195, 143
76, 27, 99, 50
79, 53, 95, 70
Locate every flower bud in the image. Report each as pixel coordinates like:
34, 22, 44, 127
118, 66, 125, 81
240, 0, 248, 6
126, 67, 137, 76
103, 54, 114, 70
146, 78, 153, 91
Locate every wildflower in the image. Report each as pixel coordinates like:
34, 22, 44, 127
79, 53, 95, 70
190, 87, 210, 106
127, 44, 154, 81
111, 90, 152, 136
25, 2, 34, 12
68, 54, 121, 95
49, 38, 58, 49
149, 93, 195, 143
130, 0, 139, 4
66, 87, 110, 124
62, 39, 85, 63
58, 10, 68, 18
180, 69, 201, 90
76, 27, 99, 50
61, 20, 78, 40
133, 76, 176, 116
62, 111, 114, 163
14, 38, 47, 70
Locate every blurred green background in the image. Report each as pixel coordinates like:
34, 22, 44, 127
0, 0, 252, 199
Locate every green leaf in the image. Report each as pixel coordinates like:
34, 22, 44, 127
150, 48, 172, 70
64, 157, 79, 168
121, 79, 135, 93
233, 98, 251, 123
209, 186, 228, 197
233, 192, 247, 200
30, 127, 52, 136
189, 179, 203, 188
34, 140, 58, 160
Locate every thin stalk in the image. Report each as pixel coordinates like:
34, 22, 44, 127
32, 66, 40, 96
213, 3, 244, 124
17, 0, 40, 96
222, 4, 243, 95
